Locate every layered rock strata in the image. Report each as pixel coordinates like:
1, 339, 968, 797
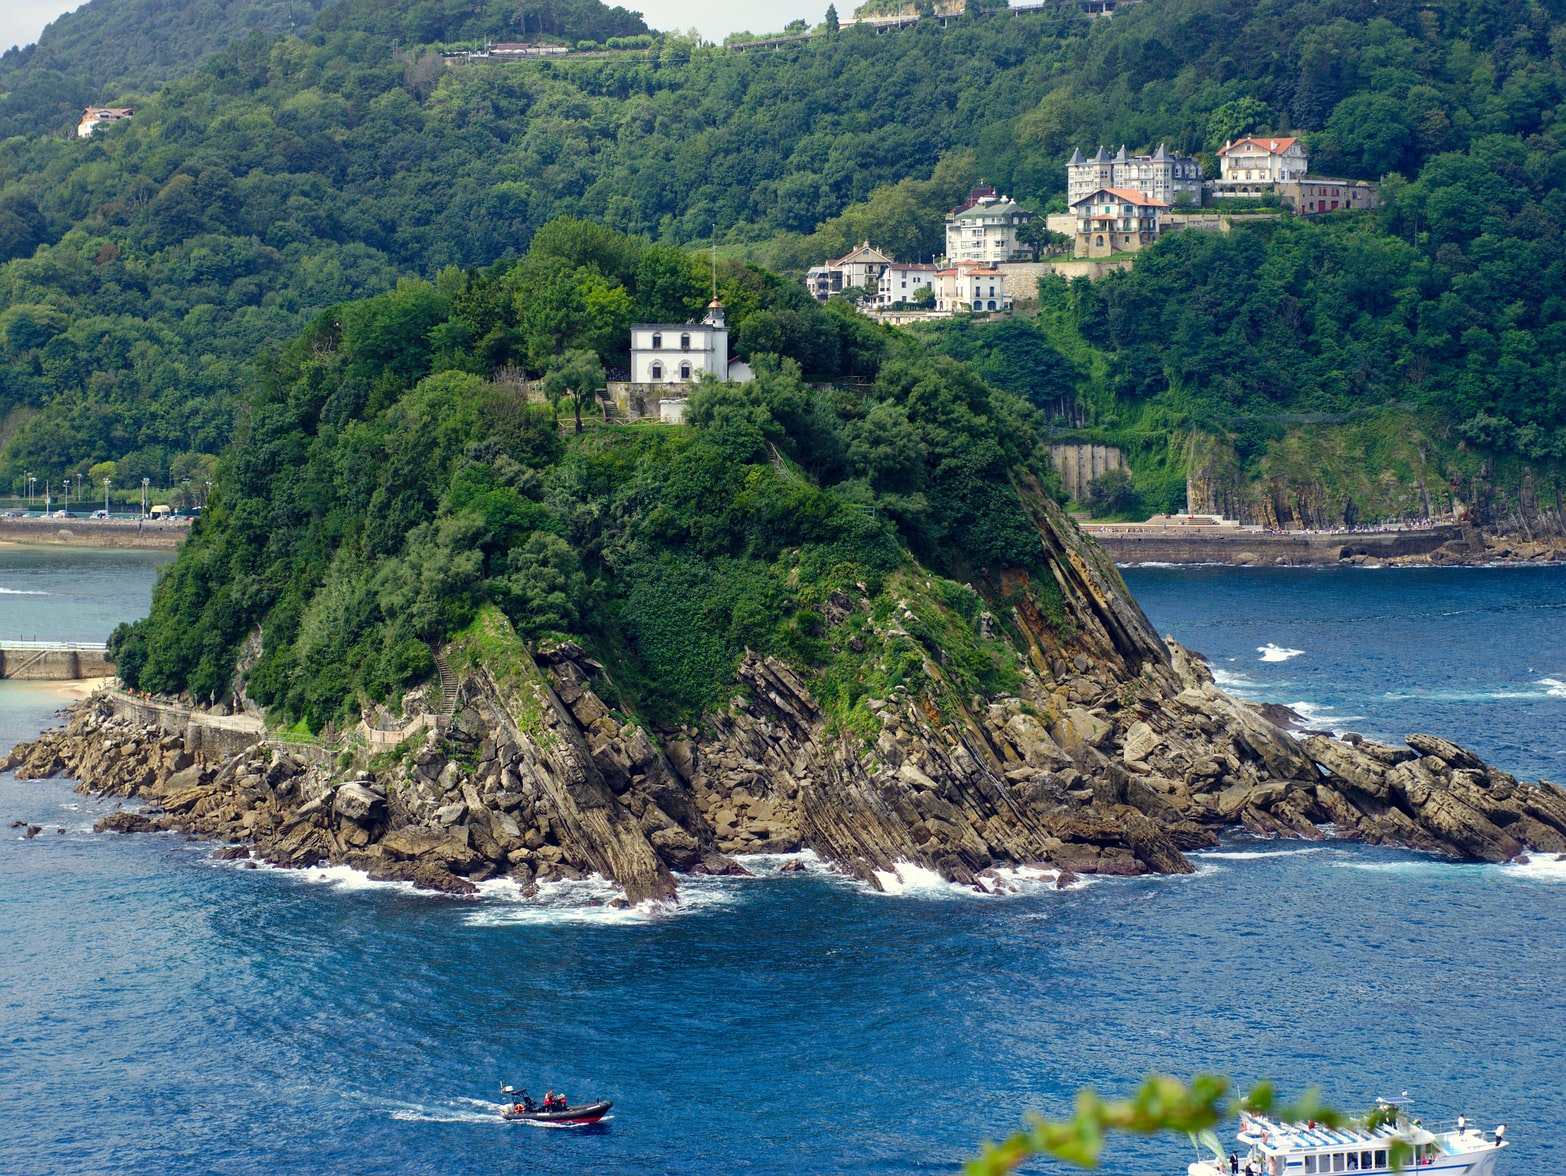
7, 494, 1563, 898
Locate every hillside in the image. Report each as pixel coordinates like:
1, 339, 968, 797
0, 0, 330, 139
83, 227, 1563, 901
0, 0, 1563, 522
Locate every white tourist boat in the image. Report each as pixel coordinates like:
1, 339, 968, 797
1188, 1097, 1508, 1176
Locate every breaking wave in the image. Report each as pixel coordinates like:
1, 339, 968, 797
1258, 643, 1305, 662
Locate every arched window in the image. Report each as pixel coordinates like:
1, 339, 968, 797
987, 300, 996, 311
680, 362, 692, 380
680, 332, 691, 350
972, 300, 982, 311
651, 332, 662, 349
1095, 235, 1104, 246
650, 362, 662, 380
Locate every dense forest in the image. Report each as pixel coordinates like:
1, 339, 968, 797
1, 0, 1564, 510
109, 225, 1054, 731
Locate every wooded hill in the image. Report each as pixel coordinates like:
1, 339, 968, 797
0, 0, 1563, 517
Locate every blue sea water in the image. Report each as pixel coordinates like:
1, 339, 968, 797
2, 550, 1564, 1176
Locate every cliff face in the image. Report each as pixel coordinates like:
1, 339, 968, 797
9, 492, 1565, 899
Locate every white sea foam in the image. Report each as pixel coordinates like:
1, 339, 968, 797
1258, 643, 1305, 662
0, 587, 48, 595
869, 859, 1083, 898
1503, 854, 1566, 883
1210, 667, 1264, 692
1199, 847, 1326, 861
1286, 700, 1365, 734
1383, 683, 1563, 703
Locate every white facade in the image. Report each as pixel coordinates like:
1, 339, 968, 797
944, 187, 1034, 263
874, 262, 938, 307
77, 107, 133, 137
934, 263, 1011, 313
1215, 136, 1309, 190
1067, 144, 1202, 206
630, 302, 728, 384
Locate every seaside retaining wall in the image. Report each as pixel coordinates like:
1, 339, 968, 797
0, 647, 114, 680
1087, 524, 1469, 565
1048, 443, 1125, 503
0, 519, 184, 548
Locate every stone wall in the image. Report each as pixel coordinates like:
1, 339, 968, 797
1048, 443, 1125, 503
1089, 524, 1468, 566
106, 690, 267, 759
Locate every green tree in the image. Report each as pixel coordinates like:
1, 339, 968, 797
824, 4, 839, 32
1206, 97, 1276, 152
541, 348, 605, 434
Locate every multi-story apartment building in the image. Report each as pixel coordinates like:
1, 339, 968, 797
1067, 144, 1203, 207
944, 187, 1035, 263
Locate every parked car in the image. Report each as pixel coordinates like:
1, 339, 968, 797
91, 509, 109, 519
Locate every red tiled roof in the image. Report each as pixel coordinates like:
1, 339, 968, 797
1218, 136, 1300, 156
1071, 187, 1170, 208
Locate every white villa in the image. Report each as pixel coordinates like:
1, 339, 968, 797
1070, 187, 1169, 257
77, 107, 134, 137
944, 187, 1035, 264
1214, 135, 1309, 195
1067, 144, 1202, 207
630, 300, 730, 384
874, 262, 938, 307
933, 261, 1011, 313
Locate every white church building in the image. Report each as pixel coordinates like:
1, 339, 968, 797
630, 300, 731, 384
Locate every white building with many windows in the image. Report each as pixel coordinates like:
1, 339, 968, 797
944, 187, 1035, 264
1214, 135, 1309, 195
1067, 144, 1203, 207
874, 262, 938, 307
933, 262, 1011, 313
630, 301, 730, 384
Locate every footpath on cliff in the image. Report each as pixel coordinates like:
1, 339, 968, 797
8, 490, 1564, 904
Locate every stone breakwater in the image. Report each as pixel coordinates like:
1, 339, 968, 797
8, 636, 1564, 902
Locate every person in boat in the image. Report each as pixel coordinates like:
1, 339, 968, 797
1229, 1152, 1239, 1174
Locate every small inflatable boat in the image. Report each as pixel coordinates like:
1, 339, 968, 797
499, 1086, 611, 1126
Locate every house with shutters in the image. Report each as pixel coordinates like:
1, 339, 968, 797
1214, 135, 1309, 196
1069, 188, 1169, 257
630, 301, 731, 384
933, 261, 1012, 313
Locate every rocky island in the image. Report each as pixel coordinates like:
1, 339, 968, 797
10, 489, 1562, 903
8, 233, 1563, 901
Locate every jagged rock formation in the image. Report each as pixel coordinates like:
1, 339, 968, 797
7, 493, 1564, 898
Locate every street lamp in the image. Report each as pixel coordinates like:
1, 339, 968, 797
142, 477, 150, 516
63, 478, 70, 515
25, 472, 32, 507
104, 477, 112, 517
